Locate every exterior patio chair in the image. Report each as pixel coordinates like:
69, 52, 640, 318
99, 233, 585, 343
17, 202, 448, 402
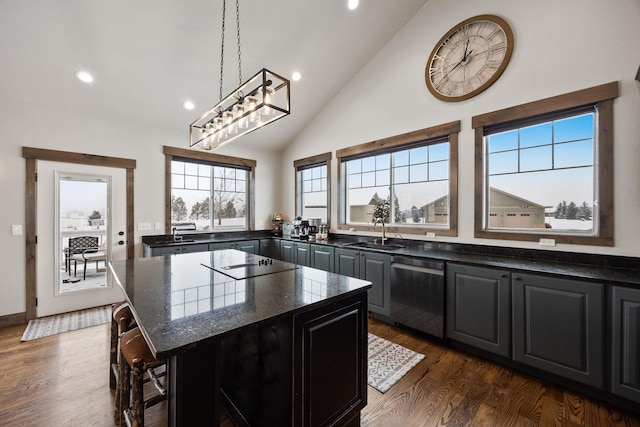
70, 239, 107, 279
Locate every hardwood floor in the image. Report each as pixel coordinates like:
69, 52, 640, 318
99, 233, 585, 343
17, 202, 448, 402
0, 318, 638, 426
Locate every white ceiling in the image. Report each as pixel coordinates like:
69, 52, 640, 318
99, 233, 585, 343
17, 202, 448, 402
0, 0, 429, 151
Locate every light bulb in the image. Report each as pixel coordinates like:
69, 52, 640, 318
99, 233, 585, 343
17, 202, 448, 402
348, 0, 359, 10
263, 87, 276, 116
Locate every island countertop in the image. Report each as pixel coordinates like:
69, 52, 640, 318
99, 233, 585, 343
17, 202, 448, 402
108, 249, 372, 359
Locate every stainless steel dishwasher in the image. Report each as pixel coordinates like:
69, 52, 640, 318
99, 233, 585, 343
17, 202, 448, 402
390, 256, 445, 338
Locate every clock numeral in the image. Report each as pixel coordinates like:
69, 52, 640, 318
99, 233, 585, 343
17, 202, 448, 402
488, 41, 507, 55
486, 27, 504, 41
432, 53, 446, 64
483, 60, 501, 73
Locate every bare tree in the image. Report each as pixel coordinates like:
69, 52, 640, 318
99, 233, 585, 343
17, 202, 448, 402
212, 167, 242, 225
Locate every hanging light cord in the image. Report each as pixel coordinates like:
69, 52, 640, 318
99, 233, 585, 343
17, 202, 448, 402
236, 0, 242, 86
218, 0, 227, 102
218, 0, 242, 102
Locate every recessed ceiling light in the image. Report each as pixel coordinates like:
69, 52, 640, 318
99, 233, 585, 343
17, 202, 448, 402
183, 100, 195, 110
348, 0, 359, 10
75, 70, 94, 83
291, 71, 301, 82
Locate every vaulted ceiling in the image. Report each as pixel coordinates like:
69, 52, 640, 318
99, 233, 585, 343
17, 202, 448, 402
0, 0, 429, 151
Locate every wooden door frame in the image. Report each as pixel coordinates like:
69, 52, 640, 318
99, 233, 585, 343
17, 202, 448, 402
23, 147, 136, 321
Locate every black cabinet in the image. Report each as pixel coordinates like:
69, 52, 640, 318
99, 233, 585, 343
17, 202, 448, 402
446, 263, 511, 358
221, 291, 369, 427
208, 242, 235, 252
512, 273, 604, 388
611, 286, 640, 403
259, 239, 279, 259
334, 248, 360, 278
293, 293, 368, 426
209, 240, 259, 254
281, 241, 310, 266
310, 244, 334, 272
361, 252, 390, 317
234, 240, 259, 254
147, 245, 183, 256
334, 248, 390, 317
146, 243, 208, 256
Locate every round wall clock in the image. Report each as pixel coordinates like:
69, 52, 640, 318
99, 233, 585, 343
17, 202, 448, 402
425, 14, 514, 102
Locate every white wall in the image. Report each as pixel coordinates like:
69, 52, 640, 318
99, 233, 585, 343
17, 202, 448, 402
0, 100, 281, 317
282, 0, 640, 257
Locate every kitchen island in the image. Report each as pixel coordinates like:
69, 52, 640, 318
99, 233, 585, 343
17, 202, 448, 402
109, 249, 371, 427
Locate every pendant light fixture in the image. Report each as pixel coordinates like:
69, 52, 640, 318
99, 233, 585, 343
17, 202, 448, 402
190, 0, 290, 150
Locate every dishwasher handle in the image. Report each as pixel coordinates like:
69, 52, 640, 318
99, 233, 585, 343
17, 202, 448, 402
390, 262, 444, 276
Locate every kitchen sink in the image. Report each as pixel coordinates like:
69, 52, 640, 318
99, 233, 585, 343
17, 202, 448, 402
346, 241, 405, 251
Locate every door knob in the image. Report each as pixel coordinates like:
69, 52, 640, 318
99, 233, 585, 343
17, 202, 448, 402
118, 231, 124, 236
118, 240, 125, 245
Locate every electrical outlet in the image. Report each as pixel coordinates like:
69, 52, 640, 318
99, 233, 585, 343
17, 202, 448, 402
539, 238, 556, 247
425, 232, 436, 238
11, 225, 22, 236
137, 222, 151, 231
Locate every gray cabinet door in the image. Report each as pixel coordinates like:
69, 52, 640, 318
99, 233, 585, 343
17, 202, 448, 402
446, 263, 511, 357
513, 273, 604, 388
360, 252, 390, 317
311, 245, 334, 272
334, 248, 360, 278
611, 286, 640, 403
151, 245, 184, 256
259, 239, 277, 259
208, 242, 235, 252
295, 242, 311, 267
280, 241, 296, 264
235, 240, 259, 254
181, 243, 209, 254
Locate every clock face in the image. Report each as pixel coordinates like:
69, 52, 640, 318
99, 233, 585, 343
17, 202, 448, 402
425, 15, 514, 102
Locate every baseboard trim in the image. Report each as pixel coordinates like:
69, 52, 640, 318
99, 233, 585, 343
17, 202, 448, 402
0, 312, 26, 328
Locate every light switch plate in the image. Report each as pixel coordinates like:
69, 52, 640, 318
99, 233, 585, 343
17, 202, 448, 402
425, 232, 436, 238
11, 225, 22, 236
154, 222, 162, 230
137, 222, 151, 231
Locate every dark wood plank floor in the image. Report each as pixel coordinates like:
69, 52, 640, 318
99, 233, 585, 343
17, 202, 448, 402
0, 318, 638, 426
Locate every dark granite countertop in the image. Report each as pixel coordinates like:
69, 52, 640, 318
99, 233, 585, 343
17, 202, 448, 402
142, 230, 274, 248
142, 230, 640, 287
109, 249, 371, 359
309, 235, 640, 287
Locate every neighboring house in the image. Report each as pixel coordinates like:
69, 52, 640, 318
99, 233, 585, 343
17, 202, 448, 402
420, 195, 449, 224
488, 187, 547, 228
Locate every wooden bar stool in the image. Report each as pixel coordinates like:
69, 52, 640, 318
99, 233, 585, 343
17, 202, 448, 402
110, 302, 135, 390
118, 327, 166, 427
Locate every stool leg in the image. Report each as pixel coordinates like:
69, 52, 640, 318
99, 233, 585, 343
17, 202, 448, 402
117, 350, 131, 427
109, 314, 118, 389
131, 359, 145, 427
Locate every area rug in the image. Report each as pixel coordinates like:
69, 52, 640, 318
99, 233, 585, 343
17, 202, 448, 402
368, 333, 425, 393
21, 305, 111, 341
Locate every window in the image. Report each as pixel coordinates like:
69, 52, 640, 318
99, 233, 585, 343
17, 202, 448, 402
163, 146, 256, 232
294, 152, 331, 224
473, 82, 617, 246
337, 121, 459, 236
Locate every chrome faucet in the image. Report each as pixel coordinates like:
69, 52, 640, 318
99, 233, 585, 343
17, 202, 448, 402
372, 217, 388, 245
172, 227, 183, 242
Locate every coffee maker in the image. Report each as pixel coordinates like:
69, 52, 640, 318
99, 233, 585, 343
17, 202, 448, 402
307, 218, 321, 241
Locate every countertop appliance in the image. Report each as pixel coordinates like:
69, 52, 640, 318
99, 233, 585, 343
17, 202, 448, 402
390, 256, 445, 338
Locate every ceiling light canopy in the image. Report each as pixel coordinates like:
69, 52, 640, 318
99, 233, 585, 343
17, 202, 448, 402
348, 0, 359, 10
292, 71, 301, 81
190, 0, 290, 151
